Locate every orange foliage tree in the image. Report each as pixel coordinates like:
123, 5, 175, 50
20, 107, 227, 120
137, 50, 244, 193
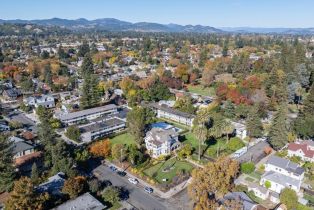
89, 139, 111, 158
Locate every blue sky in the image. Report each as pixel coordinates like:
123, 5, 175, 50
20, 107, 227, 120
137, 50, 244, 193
1, 0, 313, 28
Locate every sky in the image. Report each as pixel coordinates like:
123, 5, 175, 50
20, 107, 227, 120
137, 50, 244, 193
1, 0, 313, 28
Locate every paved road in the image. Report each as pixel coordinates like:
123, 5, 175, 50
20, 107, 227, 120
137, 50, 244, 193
6, 110, 38, 132
93, 165, 177, 210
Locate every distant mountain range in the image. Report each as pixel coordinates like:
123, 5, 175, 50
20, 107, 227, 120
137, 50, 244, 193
0, 18, 222, 33
0, 18, 314, 34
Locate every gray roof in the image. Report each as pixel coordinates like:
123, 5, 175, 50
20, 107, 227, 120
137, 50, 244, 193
267, 155, 305, 175
53, 192, 106, 210
149, 103, 195, 119
223, 192, 256, 210
37, 172, 65, 195
262, 171, 301, 188
146, 127, 178, 146
57, 104, 117, 121
80, 117, 125, 133
248, 183, 268, 194
9, 136, 35, 155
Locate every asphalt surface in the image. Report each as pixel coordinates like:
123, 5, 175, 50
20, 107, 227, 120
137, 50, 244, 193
7, 110, 38, 132
93, 165, 178, 210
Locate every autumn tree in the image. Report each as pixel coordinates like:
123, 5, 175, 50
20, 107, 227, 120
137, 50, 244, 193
90, 139, 111, 158
111, 144, 127, 162
174, 96, 196, 114
174, 64, 189, 83
62, 176, 87, 199
188, 157, 239, 208
0, 135, 15, 192
5, 177, 48, 210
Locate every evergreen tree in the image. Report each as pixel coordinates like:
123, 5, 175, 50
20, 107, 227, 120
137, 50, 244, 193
44, 64, 52, 86
80, 75, 100, 109
31, 163, 39, 184
80, 55, 94, 77
269, 104, 289, 150
224, 100, 235, 119
0, 135, 15, 192
294, 84, 314, 138
246, 105, 263, 138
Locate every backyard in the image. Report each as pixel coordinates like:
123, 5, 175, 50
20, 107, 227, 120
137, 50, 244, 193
181, 132, 245, 159
109, 132, 136, 145
143, 158, 194, 184
187, 84, 216, 96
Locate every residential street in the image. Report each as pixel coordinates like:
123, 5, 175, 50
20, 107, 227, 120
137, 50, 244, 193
93, 165, 179, 210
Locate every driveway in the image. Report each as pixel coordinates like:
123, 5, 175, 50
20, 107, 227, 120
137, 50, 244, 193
236, 141, 269, 163
93, 165, 178, 210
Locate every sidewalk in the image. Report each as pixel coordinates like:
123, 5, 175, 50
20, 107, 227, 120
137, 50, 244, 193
104, 160, 191, 199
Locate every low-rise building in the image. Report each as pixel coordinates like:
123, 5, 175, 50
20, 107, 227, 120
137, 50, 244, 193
55, 104, 118, 125
52, 192, 106, 210
24, 94, 55, 108
37, 172, 65, 195
9, 136, 36, 160
148, 102, 195, 126
145, 127, 180, 158
288, 140, 314, 162
79, 117, 126, 142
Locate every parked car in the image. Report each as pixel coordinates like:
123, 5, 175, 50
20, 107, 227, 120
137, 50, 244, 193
109, 165, 117, 172
102, 180, 112, 187
117, 171, 127, 177
144, 187, 153, 194
128, 178, 138, 185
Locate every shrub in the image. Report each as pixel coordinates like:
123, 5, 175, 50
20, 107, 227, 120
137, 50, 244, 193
280, 188, 298, 210
102, 186, 120, 204
227, 137, 245, 151
65, 125, 81, 141
240, 162, 255, 174
265, 180, 271, 189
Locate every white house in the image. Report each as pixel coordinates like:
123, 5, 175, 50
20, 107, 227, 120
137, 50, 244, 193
288, 140, 314, 162
24, 94, 55, 108
231, 121, 247, 140
265, 155, 305, 181
145, 127, 180, 158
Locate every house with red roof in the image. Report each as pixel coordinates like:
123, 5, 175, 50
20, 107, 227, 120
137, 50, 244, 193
288, 140, 314, 162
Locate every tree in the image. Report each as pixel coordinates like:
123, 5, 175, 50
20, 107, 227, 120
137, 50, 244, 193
223, 198, 244, 210
126, 107, 154, 146
174, 96, 196, 114
246, 105, 263, 138
77, 41, 90, 57
223, 100, 235, 119
264, 180, 271, 189
80, 54, 94, 77
80, 74, 100, 109
65, 125, 81, 142
127, 144, 145, 166
174, 64, 189, 83
240, 162, 255, 174
102, 186, 120, 205
62, 176, 87, 199
0, 135, 15, 192
294, 84, 314, 138
89, 139, 111, 158
111, 144, 127, 162
31, 163, 39, 184
5, 177, 48, 210
188, 157, 239, 206
280, 188, 298, 210
43, 64, 52, 86
88, 178, 101, 193
177, 144, 193, 159
269, 104, 289, 150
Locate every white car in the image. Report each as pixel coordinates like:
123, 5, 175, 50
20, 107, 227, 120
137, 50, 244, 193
128, 178, 138, 185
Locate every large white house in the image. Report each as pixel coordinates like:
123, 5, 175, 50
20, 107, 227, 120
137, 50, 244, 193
288, 140, 314, 162
260, 156, 304, 194
144, 126, 180, 158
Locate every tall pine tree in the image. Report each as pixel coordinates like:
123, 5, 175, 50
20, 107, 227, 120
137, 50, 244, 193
269, 104, 289, 150
246, 105, 263, 138
0, 135, 15, 192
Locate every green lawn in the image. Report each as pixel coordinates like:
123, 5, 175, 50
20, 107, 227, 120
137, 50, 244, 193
109, 133, 136, 145
143, 158, 194, 184
187, 85, 215, 96
181, 132, 245, 158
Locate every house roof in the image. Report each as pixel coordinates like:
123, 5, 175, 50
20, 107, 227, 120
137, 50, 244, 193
262, 171, 301, 188
146, 127, 178, 146
9, 136, 35, 155
248, 183, 268, 195
80, 117, 125, 133
37, 172, 65, 195
288, 142, 314, 158
56, 104, 117, 121
52, 192, 106, 210
267, 155, 304, 175
222, 192, 256, 210
149, 103, 195, 119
